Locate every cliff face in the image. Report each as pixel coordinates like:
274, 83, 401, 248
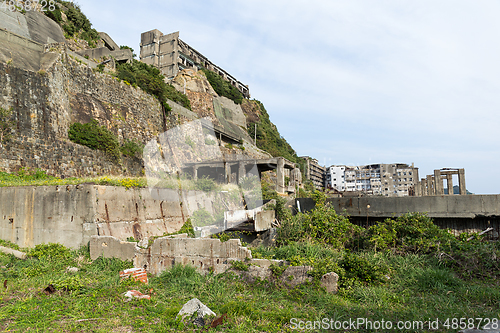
0, 45, 164, 177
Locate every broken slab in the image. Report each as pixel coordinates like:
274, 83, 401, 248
279, 266, 313, 288
320, 272, 339, 294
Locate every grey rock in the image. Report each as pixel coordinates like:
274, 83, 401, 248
279, 266, 313, 288
177, 298, 216, 321
66, 266, 79, 273
320, 272, 339, 294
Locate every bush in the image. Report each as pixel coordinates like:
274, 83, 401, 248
115, 60, 191, 110
195, 176, 217, 192
191, 208, 215, 227
201, 69, 243, 104
28, 243, 71, 260
68, 120, 121, 160
120, 139, 144, 158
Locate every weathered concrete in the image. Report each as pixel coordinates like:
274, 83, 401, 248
0, 246, 27, 259
293, 195, 500, 238
295, 195, 500, 219
0, 185, 203, 249
90, 234, 253, 275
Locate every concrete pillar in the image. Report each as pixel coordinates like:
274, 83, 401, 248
277, 157, 285, 194
414, 180, 421, 197
458, 168, 466, 195
446, 173, 453, 195
426, 175, 434, 195
434, 170, 444, 195
192, 166, 198, 180
224, 162, 230, 184
237, 161, 246, 184
421, 178, 427, 196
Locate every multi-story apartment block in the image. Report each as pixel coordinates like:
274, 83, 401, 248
326, 163, 419, 197
300, 156, 326, 190
140, 30, 250, 98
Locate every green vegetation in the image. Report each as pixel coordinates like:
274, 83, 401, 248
0, 168, 147, 189
119, 45, 137, 58
246, 100, 304, 170
68, 120, 121, 160
120, 139, 144, 158
45, 1, 100, 47
201, 69, 243, 104
194, 176, 218, 192
115, 60, 191, 111
0, 107, 14, 147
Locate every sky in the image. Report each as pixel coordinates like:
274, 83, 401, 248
77, 0, 500, 194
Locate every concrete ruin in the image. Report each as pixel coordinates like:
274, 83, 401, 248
76, 32, 133, 66
183, 157, 300, 194
140, 30, 250, 98
417, 168, 466, 196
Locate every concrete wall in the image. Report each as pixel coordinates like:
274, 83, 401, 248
90, 234, 253, 275
0, 185, 213, 249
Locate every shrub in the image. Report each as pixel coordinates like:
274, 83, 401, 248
195, 176, 217, 192
120, 139, 144, 158
28, 243, 71, 260
201, 69, 243, 104
68, 120, 121, 160
191, 208, 215, 227
115, 60, 191, 110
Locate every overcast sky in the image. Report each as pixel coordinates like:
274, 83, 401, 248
78, 0, 500, 194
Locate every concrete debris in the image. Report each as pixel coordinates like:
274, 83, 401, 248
320, 272, 339, 294
119, 268, 148, 284
0, 246, 27, 260
122, 290, 150, 301
177, 298, 216, 324
66, 267, 79, 273
279, 266, 313, 288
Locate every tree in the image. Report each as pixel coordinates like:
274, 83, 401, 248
0, 107, 14, 148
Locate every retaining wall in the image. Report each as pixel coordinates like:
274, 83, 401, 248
0, 185, 214, 249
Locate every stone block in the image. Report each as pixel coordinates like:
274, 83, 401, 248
320, 272, 339, 294
279, 266, 313, 288
90, 235, 137, 261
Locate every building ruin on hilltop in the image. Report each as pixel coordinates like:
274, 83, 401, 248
140, 30, 250, 98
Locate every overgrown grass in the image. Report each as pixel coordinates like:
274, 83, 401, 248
0, 241, 498, 332
0, 168, 147, 189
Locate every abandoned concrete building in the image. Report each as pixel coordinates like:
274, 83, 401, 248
75, 32, 133, 66
140, 30, 250, 98
326, 163, 419, 197
300, 156, 326, 190
417, 168, 466, 196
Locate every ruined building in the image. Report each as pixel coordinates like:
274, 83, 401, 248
140, 30, 250, 98
326, 163, 419, 197
300, 156, 326, 190
417, 168, 467, 196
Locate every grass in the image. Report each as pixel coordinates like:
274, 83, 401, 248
0, 240, 498, 332
0, 169, 147, 189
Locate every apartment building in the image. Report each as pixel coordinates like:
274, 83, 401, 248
300, 156, 326, 190
326, 163, 419, 197
140, 30, 250, 98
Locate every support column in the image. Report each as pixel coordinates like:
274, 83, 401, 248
421, 178, 427, 196
446, 173, 453, 195
224, 162, 230, 184
458, 168, 466, 195
237, 161, 246, 184
434, 170, 444, 195
277, 157, 285, 194
192, 166, 198, 180
426, 175, 434, 195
